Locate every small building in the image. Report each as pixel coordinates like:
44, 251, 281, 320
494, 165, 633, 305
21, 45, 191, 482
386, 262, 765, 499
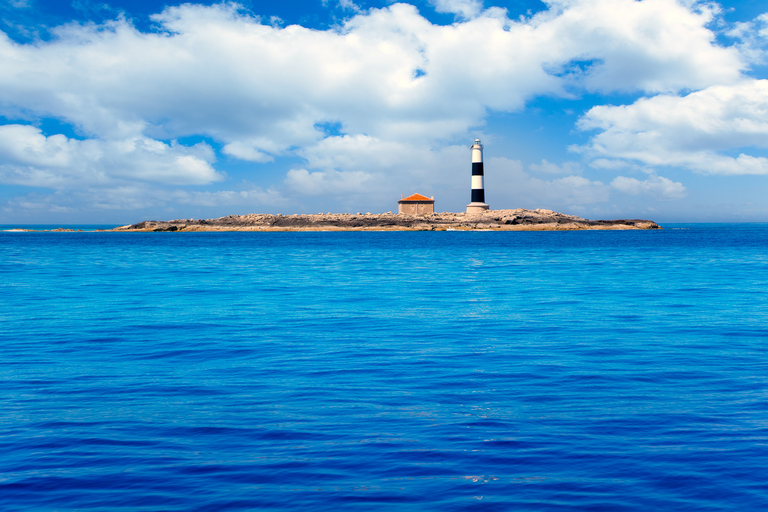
398, 193, 435, 215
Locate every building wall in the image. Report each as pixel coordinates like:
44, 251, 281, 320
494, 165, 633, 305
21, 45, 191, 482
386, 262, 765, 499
398, 202, 434, 215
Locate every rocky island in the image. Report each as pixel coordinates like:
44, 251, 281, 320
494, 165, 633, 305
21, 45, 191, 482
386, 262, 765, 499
112, 209, 660, 232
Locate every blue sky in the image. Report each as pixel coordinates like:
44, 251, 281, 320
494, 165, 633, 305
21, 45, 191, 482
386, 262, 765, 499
1, 0, 767, 223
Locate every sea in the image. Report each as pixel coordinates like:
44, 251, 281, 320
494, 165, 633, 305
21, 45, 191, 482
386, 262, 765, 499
1, 224, 767, 511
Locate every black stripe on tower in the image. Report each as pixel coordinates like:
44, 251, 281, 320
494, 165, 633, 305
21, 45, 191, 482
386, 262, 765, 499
472, 162, 484, 176
471, 188, 485, 203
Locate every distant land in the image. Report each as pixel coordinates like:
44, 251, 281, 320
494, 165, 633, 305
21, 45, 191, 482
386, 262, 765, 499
111, 209, 660, 232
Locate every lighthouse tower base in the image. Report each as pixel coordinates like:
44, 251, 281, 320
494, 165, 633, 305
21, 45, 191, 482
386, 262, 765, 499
466, 202, 490, 214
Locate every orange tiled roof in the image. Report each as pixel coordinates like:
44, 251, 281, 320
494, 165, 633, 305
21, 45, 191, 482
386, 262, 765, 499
399, 193, 434, 202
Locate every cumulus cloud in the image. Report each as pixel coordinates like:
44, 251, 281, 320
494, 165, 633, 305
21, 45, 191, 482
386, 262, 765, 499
4, 183, 285, 217
529, 159, 583, 174
296, 135, 469, 190
575, 79, 768, 175
299, 135, 410, 171
541, 175, 608, 204
338, 0, 361, 12
726, 13, 768, 67
0, 124, 221, 187
611, 175, 687, 199
535, 0, 741, 93
222, 141, 275, 163
589, 159, 643, 171
0, 0, 742, 150
489, 156, 610, 208
285, 168, 373, 196
430, 0, 483, 20
173, 187, 286, 207
6, 186, 173, 215
285, 135, 465, 205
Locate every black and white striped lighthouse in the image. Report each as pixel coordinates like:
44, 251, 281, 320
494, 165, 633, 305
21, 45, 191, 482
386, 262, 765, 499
467, 138, 490, 213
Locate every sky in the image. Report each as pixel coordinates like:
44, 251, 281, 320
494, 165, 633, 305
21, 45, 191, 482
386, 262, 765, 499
1, 0, 767, 224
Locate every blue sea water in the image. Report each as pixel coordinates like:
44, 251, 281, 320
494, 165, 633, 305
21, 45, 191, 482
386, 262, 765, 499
1, 225, 767, 511
0, 225, 118, 232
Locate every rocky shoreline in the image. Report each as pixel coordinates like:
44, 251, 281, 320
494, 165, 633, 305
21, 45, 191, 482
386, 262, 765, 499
112, 209, 660, 232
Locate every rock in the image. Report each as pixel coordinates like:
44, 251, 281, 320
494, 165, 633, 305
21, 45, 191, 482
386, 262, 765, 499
111, 209, 660, 232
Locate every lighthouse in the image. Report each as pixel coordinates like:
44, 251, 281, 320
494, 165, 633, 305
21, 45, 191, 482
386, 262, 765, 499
466, 138, 490, 213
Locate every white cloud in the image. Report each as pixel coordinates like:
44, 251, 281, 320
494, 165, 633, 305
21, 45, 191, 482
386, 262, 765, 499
611, 175, 687, 199
539, 175, 609, 205
0, 0, 742, 152
0, 124, 221, 187
589, 159, 642, 171
173, 187, 286, 207
222, 141, 274, 163
299, 135, 425, 171
534, 0, 741, 94
489, 156, 609, 208
430, 0, 483, 20
529, 159, 582, 174
726, 12, 768, 67
575, 79, 768, 175
3, 183, 285, 217
6, 187, 169, 214
285, 168, 374, 196
338, 0, 361, 12
293, 135, 468, 197
0, 124, 76, 168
